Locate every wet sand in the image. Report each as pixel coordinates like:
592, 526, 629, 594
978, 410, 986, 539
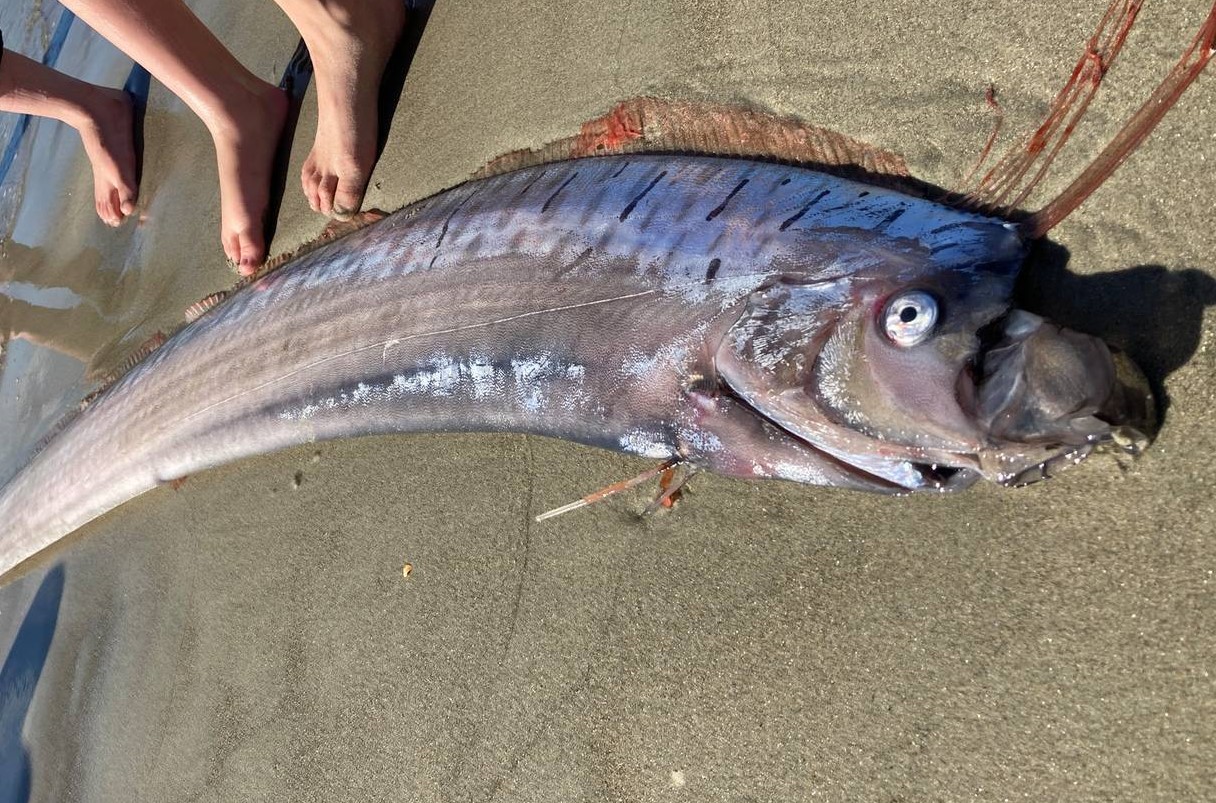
2, 1, 1215, 800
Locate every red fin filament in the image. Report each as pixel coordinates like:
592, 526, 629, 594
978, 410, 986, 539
535, 459, 682, 522
1022, 1, 1216, 237
958, 1, 1216, 236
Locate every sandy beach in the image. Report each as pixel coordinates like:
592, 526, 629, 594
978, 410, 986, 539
1, 1, 1214, 800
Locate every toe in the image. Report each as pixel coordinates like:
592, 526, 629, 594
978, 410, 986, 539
109, 193, 124, 225
317, 173, 339, 217
301, 163, 322, 212
332, 174, 367, 220
101, 190, 122, 227
222, 232, 241, 265
237, 231, 266, 275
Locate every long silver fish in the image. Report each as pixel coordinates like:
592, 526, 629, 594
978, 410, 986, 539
0, 2, 1210, 576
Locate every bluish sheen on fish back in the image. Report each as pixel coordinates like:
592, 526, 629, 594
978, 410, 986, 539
0, 155, 1021, 576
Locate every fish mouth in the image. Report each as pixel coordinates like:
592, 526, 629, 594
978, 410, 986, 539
965, 309, 1156, 486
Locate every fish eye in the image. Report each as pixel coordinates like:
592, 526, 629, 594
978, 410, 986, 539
883, 290, 938, 347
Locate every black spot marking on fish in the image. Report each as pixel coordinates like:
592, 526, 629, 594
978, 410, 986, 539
779, 177, 791, 186
877, 207, 906, 230
779, 189, 831, 231
542, 171, 579, 213
858, 191, 870, 198
611, 161, 631, 179
707, 226, 730, 254
704, 257, 722, 284
435, 186, 482, 249
706, 179, 749, 222
620, 170, 667, 222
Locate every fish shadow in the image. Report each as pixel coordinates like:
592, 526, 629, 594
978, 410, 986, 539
0, 565, 65, 803
1016, 239, 1216, 419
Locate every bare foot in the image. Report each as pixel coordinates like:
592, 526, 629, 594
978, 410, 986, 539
208, 82, 290, 274
76, 88, 139, 227
281, 0, 406, 219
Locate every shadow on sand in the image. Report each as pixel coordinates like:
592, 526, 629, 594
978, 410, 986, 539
1017, 239, 1216, 421
0, 565, 65, 803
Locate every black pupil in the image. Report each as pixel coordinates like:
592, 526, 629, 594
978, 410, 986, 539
899, 305, 918, 323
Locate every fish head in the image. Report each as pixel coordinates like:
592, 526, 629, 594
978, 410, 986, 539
714, 219, 1154, 491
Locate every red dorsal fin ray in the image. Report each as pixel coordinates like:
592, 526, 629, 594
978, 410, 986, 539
475, 97, 920, 194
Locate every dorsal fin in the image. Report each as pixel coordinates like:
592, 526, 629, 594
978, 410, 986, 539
184, 291, 230, 323
77, 210, 391, 412
243, 209, 390, 285
93, 330, 168, 389
475, 97, 922, 193
28, 416, 77, 461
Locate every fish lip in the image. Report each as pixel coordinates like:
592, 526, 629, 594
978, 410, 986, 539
964, 309, 1155, 485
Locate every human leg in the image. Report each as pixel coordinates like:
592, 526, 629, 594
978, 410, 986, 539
59, 0, 288, 270
0, 48, 137, 226
273, 0, 405, 218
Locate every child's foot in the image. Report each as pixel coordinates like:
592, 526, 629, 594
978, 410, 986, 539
208, 82, 290, 274
285, 0, 406, 219
76, 87, 139, 227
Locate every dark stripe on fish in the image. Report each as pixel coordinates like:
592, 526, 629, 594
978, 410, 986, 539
876, 207, 906, 229
779, 189, 831, 231
619, 170, 667, 222
435, 186, 482, 249
542, 171, 579, 213
706, 179, 750, 221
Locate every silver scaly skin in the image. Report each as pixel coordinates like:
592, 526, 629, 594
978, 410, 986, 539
0, 155, 1146, 575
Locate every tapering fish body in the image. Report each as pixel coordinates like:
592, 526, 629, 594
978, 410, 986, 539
5, 0, 1210, 577
0, 155, 1030, 573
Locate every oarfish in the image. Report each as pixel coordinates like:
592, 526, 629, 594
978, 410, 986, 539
0, 1, 1211, 576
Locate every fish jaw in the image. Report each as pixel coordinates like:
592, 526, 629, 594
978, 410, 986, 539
966, 310, 1155, 486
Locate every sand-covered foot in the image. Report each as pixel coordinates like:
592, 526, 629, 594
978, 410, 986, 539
77, 87, 139, 227
282, 0, 406, 218
210, 82, 290, 274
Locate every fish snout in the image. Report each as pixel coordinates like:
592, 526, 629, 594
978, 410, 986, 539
972, 310, 1155, 485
